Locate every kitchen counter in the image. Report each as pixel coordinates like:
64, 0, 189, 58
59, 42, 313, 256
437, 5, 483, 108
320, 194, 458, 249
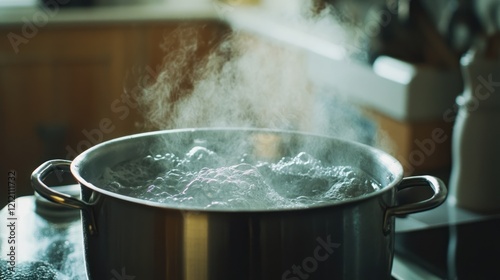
0, 1, 219, 26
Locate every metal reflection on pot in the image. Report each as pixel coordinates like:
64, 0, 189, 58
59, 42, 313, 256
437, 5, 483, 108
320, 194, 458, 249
31, 128, 447, 279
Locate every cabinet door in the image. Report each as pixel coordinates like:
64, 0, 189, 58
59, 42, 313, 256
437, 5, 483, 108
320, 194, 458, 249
0, 21, 228, 206
0, 26, 143, 201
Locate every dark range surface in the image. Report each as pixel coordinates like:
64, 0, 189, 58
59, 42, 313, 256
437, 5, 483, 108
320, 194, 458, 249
395, 217, 500, 279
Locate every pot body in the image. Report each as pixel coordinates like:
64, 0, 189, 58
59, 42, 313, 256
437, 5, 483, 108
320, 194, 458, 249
81, 186, 394, 279
32, 128, 446, 280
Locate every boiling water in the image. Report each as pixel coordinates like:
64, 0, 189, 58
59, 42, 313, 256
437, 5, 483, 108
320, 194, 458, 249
100, 147, 381, 210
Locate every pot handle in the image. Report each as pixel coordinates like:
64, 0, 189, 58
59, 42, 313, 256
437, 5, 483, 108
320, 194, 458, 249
31, 160, 89, 210
383, 175, 447, 232
31, 160, 97, 234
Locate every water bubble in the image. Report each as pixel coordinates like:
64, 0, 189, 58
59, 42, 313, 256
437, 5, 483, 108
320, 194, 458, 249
100, 149, 380, 210
182, 146, 221, 170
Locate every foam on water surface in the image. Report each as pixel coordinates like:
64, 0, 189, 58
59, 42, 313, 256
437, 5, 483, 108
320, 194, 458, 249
99, 147, 381, 210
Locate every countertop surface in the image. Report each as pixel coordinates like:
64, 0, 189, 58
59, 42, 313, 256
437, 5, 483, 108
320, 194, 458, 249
0, 1, 220, 26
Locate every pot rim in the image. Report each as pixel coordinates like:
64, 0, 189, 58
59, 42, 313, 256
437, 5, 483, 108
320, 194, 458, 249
70, 127, 404, 213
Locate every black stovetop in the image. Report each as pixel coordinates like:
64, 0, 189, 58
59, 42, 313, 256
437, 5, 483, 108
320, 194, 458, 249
395, 217, 500, 279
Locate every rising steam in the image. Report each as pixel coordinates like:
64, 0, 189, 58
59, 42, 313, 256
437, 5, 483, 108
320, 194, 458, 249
139, 28, 312, 131
138, 2, 376, 145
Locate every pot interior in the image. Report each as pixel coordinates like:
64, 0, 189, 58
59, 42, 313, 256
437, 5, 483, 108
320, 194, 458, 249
72, 128, 403, 210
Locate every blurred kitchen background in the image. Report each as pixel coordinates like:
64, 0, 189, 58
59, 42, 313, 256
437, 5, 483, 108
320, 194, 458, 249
1, 0, 499, 209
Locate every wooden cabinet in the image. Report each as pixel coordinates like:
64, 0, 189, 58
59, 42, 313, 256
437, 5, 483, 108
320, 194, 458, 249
0, 20, 228, 206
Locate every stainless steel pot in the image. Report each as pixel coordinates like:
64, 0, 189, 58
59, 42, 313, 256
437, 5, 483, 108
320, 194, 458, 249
31, 128, 447, 280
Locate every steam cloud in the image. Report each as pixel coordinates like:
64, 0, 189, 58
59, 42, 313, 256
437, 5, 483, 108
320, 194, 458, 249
138, 2, 376, 145
140, 29, 312, 130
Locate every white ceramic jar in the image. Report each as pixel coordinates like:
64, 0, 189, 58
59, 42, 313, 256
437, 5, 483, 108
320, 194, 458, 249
449, 49, 500, 213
